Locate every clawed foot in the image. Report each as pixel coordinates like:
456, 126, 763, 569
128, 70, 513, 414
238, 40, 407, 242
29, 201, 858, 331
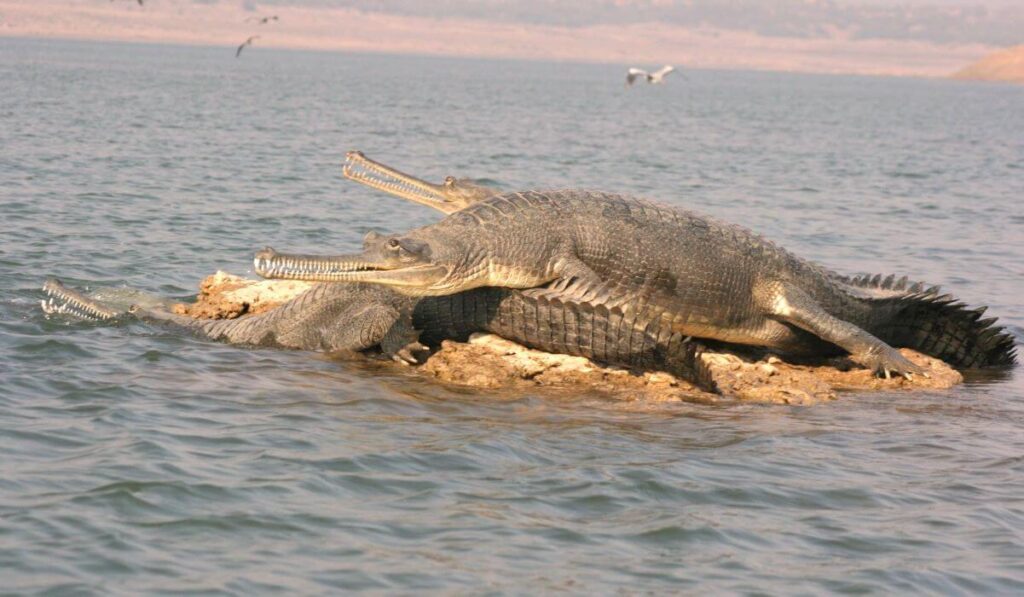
853, 346, 929, 380
391, 341, 429, 365
379, 317, 430, 365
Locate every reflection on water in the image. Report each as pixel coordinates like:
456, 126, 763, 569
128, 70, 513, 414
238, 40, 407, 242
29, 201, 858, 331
0, 38, 1022, 593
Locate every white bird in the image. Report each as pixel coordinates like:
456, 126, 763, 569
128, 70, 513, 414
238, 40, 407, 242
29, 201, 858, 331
625, 65, 676, 86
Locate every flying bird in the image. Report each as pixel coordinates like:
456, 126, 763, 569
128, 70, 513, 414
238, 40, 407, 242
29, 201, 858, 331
236, 36, 260, 58
246, 15, 279, 25
625, 65, 676, 86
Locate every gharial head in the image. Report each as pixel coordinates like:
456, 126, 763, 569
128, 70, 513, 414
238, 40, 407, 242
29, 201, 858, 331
343, 150, 498, 213
253, 229, 488, 296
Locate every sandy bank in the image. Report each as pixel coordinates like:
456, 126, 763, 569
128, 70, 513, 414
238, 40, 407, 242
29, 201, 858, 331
951, 45, 1024, 83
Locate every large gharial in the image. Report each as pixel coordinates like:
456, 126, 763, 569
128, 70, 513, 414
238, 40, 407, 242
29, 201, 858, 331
256, 189, 1017, 377
42, 153, 716, 389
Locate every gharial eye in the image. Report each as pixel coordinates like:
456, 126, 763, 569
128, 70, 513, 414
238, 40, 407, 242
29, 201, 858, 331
444, 176, 455, 186
387, 238, 401, 249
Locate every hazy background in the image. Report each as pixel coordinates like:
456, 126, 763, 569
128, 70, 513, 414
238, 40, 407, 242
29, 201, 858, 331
1, 0, 1020, 76
256, 0, 1023, 46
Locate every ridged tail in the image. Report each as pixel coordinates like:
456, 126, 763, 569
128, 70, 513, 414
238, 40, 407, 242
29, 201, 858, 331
842, 273, 1017, 368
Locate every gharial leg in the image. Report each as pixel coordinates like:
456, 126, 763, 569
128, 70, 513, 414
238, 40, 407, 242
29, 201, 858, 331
320, 304, 427, 364
764, 283, 925, 379
381, 318, 429, 365
521, 257, 641, 309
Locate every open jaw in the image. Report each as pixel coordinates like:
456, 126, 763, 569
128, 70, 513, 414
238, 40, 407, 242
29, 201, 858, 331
40, 278, 120, 320
343, 151, 461, 213
253, 247, 447, 291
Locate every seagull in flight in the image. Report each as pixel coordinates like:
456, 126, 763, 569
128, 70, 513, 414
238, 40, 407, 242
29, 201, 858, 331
236, 35, 260, 58
626, 65, 676, 86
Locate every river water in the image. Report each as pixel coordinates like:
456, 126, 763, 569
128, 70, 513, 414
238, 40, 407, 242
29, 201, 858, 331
1, 38, 1022, 594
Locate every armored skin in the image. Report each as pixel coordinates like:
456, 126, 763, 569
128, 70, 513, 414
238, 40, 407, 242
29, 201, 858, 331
42, 278, 427, 360
256, 190, 1016, 375
42, 277, 711, 388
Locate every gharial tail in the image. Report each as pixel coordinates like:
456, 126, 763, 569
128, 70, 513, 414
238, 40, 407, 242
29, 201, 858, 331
41, 278, 123, 321
844, 274, 1017, 368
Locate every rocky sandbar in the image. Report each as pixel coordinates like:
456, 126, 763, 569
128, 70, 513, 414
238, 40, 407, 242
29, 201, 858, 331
177, 272, 962, 405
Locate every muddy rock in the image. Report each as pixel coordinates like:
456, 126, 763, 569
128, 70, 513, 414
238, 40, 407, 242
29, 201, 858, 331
179, 274, 963, 404
697, 351, 836, 405
695, 349, 960, 405
419, 333, 699, 402
172, 271, 313, 319
421, 334, 961, 405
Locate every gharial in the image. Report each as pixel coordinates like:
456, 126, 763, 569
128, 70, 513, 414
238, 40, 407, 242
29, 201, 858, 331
42, 153, 716, 389
256, 188, 1017, 377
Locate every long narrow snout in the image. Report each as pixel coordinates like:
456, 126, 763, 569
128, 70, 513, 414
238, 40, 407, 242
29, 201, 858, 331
41, 278, 121, 320
343, 151, 462, 213
253, 247, 448, 292
253, 246, 385, 282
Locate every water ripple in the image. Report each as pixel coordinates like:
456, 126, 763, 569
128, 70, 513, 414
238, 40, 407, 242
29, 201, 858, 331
1, 38, 1022, 594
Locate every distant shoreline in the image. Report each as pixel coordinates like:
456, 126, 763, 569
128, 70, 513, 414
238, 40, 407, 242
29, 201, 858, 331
0, 0, 997, 79
0, 34, 975, 82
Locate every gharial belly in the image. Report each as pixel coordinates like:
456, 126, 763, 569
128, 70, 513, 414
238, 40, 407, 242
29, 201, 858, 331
669, 314, 837, 354
490, 264, 555, 290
